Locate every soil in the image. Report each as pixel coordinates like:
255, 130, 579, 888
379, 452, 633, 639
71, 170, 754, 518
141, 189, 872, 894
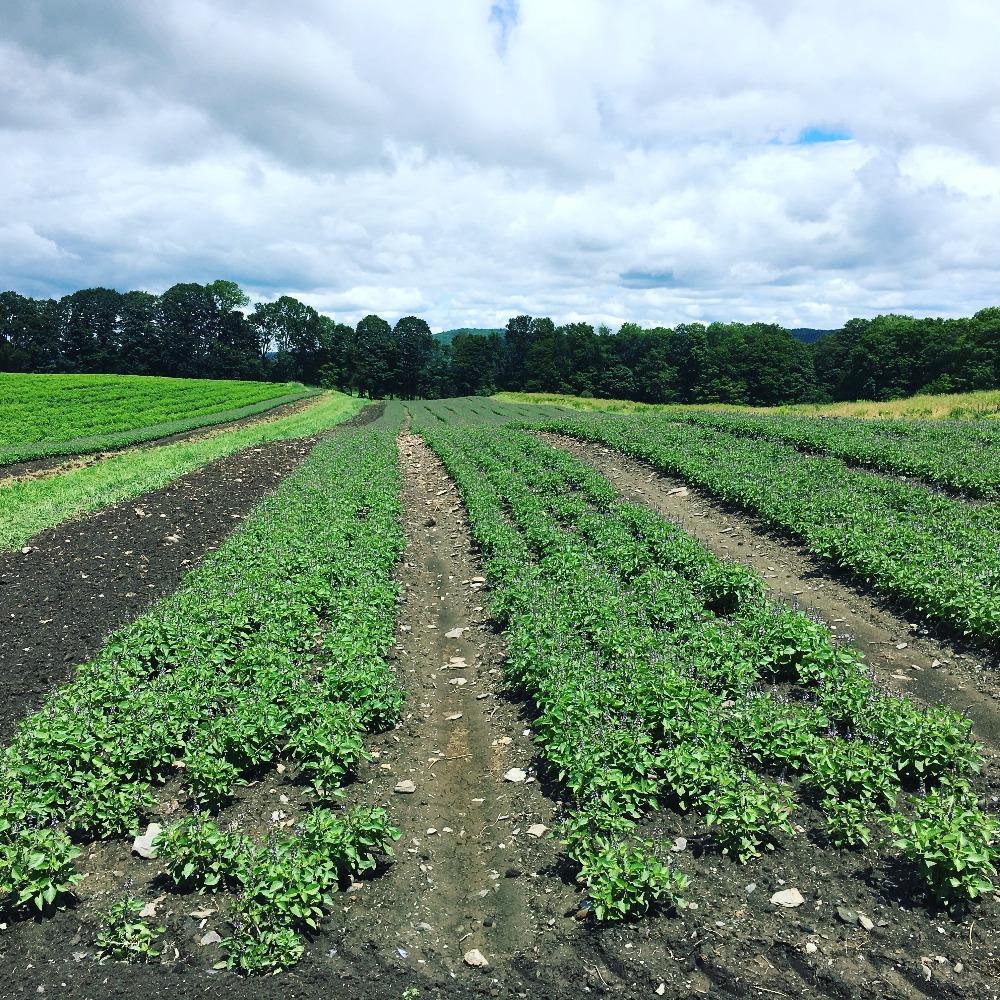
4, 417, 1000, 999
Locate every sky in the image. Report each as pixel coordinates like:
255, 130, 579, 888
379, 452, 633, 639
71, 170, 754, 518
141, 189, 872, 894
2, 0, 1000, 332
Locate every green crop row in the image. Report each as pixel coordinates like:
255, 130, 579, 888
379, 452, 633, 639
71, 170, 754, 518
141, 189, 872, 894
0, 427, 405, 972
0, 388, 319, 467
530, 413, 1000, 645
416, 422, 997, 918
657, 408, 1000, 498
0, 372, 311, 454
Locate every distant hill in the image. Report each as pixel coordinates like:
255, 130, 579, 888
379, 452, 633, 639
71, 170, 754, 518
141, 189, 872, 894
433, 325, 833, 346
434, 327, 504, 346
790, 327, 836, 344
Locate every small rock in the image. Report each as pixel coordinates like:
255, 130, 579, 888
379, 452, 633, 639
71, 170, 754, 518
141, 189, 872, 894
770, 888, 805, 908
859, 914, 874, 931
805, 942, 818, 954
200, 931, 222, 946
671, 836, 687, 852
394, 780, 416, 794
527, 824, 548, 838
656, 985, 666, 996
464, 948, 489, 968
836, 905, 858, 925
445, 627, 467, 639
417, 922, 433, 932
504, 768, 526, 783
446, 712, 463, 721
132, 823, 162, 859
449, 677, 468, 687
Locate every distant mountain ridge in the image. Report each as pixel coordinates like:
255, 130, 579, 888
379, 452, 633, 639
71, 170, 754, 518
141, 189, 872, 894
434, 327, 504, 345
790, 327, 835, 344
437, 326, 835, 346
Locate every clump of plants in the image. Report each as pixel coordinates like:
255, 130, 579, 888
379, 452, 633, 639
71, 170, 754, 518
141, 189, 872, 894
95, 895, 164, 963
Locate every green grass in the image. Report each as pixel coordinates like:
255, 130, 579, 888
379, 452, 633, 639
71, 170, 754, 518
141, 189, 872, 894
0, 391, 366, 551
0, 373, 316, 465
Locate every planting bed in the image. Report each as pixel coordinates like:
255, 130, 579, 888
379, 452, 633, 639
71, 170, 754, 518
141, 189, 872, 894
2, 395, 998, 999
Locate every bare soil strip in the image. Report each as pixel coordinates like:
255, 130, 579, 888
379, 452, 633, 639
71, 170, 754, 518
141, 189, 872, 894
542, 432, 1000, 744
315, 432, 563, 997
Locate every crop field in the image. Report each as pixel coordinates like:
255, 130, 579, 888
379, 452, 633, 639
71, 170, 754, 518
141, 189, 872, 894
1, 390, 998, 1000
0, 372, 316, 466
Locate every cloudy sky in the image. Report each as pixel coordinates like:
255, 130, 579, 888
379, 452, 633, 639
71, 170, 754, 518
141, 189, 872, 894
3, 1, 1000, 331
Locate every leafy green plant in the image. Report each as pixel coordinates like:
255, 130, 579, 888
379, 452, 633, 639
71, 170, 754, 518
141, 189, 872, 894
95, 896, 164, 963
704, 774, 795, 862
224, 916, 304, 975
156, 816, 249, 892
822, 797, 877, 849
575, 836, 688, 922
891, 787, 998, 910
0, 826, 81, 913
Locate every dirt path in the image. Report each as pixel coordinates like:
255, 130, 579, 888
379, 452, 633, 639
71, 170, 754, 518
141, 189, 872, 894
542, 432, 1000, 747
315, 431, 562, 996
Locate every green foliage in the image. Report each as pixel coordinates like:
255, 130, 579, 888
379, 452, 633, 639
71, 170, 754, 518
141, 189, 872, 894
576, 837, 688, 922
0, 389, 365, 552
0, 826, 81, 913
0, 372, 312, 464
225, 917, 305, 975
705, 774, 795, 862
415, 418, 997, 921
538, 411, 1000, 643
661, 407, 1000, 499
95, 896, 164, 963
0, 426, 406, 979
892, 786, 999, 910
156, 817, 249, 892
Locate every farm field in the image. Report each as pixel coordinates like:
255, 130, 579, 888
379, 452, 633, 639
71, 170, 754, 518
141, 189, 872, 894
1, 392, 998, 1000
497, 387, 1000, 420
0, 390, 365, 551
0, 373, 317, 467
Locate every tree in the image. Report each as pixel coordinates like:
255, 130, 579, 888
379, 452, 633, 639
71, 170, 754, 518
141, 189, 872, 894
393, 316, 434, 398
353, 314, 395, 397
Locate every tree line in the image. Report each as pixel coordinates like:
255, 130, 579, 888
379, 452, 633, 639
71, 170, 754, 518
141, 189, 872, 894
2, 281, 998, 403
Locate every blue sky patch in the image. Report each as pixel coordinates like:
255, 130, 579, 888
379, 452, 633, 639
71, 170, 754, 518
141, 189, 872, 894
489, 1, 519, 53
796, 126, 852, 144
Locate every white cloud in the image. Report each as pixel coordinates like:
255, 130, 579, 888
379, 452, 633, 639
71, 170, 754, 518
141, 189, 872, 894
1, 0, 999, 328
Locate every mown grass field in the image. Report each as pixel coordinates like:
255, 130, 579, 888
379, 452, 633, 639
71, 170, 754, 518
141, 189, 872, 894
1, 386, 998, 999
497, 387, 1000, 419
